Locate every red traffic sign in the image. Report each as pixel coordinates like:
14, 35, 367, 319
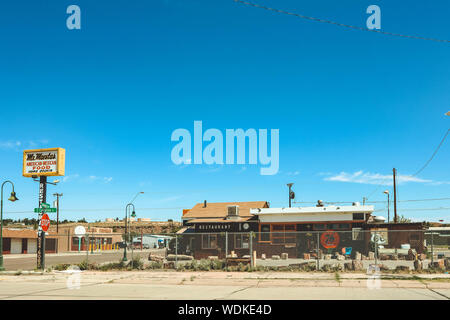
41, 213, 50, 232
320, 231, 340, 249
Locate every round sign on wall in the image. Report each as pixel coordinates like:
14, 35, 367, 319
74, 226, 86, 236
41, 213, 50, 232
320, 231, 340, 249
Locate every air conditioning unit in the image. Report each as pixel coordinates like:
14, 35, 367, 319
227, 205, 239, 220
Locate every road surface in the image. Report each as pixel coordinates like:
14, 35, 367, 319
2, 249, 156, 270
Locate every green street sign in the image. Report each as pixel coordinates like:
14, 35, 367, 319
34, 207, 56, 213
41, 203, 51, 209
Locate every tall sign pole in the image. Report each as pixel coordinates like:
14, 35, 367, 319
23, 148, 65, 270
393, 168, 398, 223
37, 176, 47, 269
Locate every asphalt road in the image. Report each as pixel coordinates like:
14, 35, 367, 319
0, 271, 449, 300
2, 250, 154, 271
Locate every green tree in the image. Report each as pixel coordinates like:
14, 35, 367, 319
397, 215, 412, 223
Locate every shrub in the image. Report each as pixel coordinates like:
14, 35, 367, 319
78, 260, 90, 271
54, 264, 70, 271
128, 257, 144, 270
146, 261, 163, 270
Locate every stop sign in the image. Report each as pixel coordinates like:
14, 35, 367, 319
41, 213, 50, 232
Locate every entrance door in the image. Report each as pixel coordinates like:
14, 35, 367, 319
22, 238, 28, 253
10, 238, 22, 254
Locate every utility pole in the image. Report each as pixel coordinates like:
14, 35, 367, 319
53, 193, 63, 233
393, 168, 398, 223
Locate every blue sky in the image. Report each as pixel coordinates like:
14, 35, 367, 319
0, 0, 449, 223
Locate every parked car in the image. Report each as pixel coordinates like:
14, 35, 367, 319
116, 241, 127, 249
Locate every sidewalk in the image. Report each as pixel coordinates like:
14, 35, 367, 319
2, 251, 120, 259
0, 271, 449, 300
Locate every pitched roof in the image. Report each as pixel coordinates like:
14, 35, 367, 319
183, 201, 269, 219
187, 217, 256, 223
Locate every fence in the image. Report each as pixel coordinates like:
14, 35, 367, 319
1, 229, 449, 271
167, 229, 450, 271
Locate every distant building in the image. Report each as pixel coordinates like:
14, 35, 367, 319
1, 228, 58, 254
55, 225, 123, 252
132, 234, 172, 249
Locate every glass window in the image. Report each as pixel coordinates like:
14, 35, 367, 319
260, 225, 270, 241
270, 224, 296, 244
353, 213, 365, 220
235, 234, 250, 249
339, 223, 350, 229
313, 224, 327, 230
202, 234, 218, 249
272, 225, 284, 231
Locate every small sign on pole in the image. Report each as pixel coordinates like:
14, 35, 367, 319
41, 214, 50, 232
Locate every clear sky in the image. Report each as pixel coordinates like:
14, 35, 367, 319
0, 0, 449, 223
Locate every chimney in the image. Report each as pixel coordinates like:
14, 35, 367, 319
203, 200, 207, 208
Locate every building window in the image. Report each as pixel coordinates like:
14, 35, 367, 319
202, 234, 217, 249
235, 234, 250, 249
330, 223, 351, 230
313, 224, 327, 231
353, 213, 365, 220
271, 224, 296, 244
260, 225, 270, 241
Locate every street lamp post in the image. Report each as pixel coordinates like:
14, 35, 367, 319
383, 190, 390, 223
0, 181, 19, 271
287, 183, 294, 208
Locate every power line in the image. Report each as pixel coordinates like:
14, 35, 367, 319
234, 0, 450, 43
294, 197, 450, 204
365, 128, 449, 200
374, 207, 450, 212
3, 207, 186, 214
411, 129, 450, 177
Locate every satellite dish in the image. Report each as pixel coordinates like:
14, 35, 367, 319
74, 225, 86, 236
373, 216, 386, 223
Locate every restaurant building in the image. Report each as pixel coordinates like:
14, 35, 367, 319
178, 200, 428, 259
178, 201, 269, 259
